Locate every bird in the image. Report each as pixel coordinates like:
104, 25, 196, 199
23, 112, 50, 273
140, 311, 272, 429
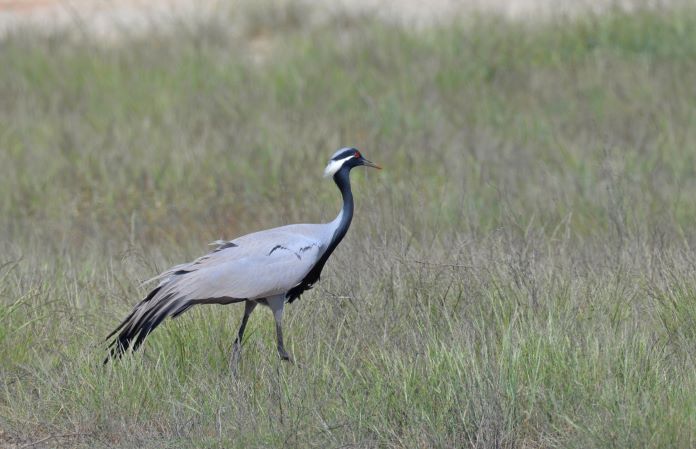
104, 147, 380, 365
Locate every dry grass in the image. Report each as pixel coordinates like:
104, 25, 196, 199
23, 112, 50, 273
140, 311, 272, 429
1, 4, 696, 448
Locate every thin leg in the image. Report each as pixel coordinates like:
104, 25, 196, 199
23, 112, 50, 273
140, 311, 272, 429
230, 301, 257, 371
267, 296, 292, 362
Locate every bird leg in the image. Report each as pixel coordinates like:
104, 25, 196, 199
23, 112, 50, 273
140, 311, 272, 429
267, 296, 292, 362
275, 316, 291, 362
230, 300, 257, 371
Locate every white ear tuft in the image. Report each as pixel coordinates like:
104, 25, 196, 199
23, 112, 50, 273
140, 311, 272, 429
323, 156, 353, 177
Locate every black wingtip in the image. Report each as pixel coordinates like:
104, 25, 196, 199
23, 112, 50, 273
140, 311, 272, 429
103, 286, 165, 363
103, 334, 128, 365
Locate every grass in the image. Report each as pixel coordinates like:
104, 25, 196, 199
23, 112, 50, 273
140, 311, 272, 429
2, 3, 696, 448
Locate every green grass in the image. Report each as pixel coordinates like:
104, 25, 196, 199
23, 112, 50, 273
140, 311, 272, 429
2, 4, 696, 448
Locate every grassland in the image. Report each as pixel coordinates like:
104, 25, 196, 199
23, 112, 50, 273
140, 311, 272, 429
2, 4, 696, 448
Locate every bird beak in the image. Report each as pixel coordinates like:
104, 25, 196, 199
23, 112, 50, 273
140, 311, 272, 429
361, 158, 382, 170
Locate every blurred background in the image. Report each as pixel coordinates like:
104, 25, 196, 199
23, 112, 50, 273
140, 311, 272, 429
1, 1, 696, 448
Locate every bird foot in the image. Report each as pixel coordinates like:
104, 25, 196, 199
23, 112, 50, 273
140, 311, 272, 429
229, 344, 242, 375
278, 349, 294, 363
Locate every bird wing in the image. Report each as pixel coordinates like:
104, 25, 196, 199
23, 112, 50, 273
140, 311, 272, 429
157, 227, 326, 300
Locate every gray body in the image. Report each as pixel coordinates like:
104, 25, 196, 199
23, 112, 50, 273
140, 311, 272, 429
105, 148, 379, 365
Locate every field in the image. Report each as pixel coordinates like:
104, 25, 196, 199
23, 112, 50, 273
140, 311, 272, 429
2, 3, 696, 448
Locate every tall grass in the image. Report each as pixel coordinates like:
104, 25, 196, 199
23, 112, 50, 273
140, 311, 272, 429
1, 4, 696, 448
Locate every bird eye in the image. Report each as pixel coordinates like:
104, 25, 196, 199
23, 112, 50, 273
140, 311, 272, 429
354, 151, 361, 158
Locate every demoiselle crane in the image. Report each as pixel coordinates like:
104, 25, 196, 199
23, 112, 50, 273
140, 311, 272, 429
105, 148, 380, 364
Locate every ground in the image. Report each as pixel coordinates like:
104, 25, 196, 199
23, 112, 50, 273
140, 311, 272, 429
0, 0, 686, 41
1, 1, 696, 448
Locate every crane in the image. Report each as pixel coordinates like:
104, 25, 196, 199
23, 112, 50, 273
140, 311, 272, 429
105, 147, 380, 365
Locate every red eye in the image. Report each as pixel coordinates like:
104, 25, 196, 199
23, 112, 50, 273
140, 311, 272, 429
354, 151, 361, 158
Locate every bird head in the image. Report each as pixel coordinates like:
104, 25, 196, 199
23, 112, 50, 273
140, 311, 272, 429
323, 147, 381, 178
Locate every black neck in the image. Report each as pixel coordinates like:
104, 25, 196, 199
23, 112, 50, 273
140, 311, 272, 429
329, 167, 354, 250
285, 166, 355, 303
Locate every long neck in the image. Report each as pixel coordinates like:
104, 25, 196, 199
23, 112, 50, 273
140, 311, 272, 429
285, 167, 355, 302
328, 167, 354, 250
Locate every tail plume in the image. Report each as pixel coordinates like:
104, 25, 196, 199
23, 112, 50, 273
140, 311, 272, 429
104, 285, 193, 363
104, 280, 246, 364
